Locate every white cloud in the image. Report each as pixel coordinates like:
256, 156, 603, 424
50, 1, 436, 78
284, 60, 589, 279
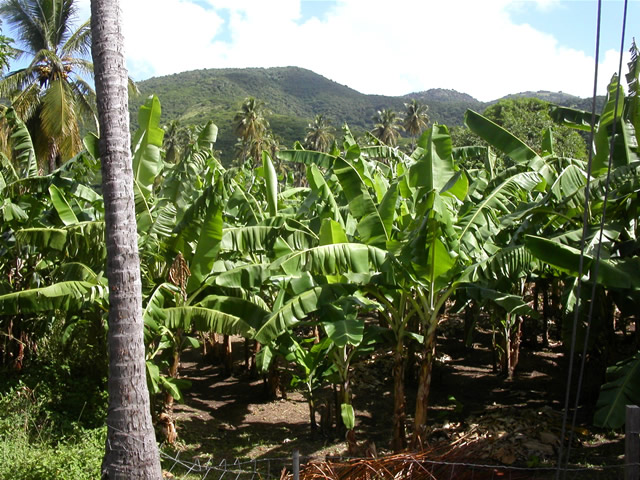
76, 0, 630, 101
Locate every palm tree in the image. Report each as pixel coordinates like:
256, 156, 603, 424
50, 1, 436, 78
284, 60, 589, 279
304, 114, 334, 152
233, 96, 269, 164
371, 109, 403, 146
403, 99, 429, 145
163, 120, 195, 164
91, 0, 162, 476
0, 0, 95, 172
0, 20, 14, 73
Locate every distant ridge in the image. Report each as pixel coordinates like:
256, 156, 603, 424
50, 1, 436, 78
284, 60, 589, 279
404, 88, 482, 104
130, 66, 598, 162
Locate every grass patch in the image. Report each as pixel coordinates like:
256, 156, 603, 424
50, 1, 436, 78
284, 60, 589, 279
0, 382, 105, 480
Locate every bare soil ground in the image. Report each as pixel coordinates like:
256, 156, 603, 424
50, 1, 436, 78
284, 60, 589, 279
167, 319, 629, 478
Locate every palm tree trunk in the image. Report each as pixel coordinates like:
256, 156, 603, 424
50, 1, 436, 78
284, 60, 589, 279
91, 1, 162, 478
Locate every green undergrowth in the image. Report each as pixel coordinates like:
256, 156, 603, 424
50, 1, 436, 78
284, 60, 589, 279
0, 381, 105, 480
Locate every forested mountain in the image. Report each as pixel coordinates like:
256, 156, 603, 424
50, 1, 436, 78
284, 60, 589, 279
129, 66, 601, 162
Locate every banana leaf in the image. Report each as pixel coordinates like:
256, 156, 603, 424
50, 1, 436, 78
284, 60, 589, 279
270, 243, 386, 277
49, 184, 79, 225
262, 151, 278, 217
0, 281, 100, 314
196, 120, 218, 150
305, 163, 343, 225
214, 264, 270, 290
131, 95, 164, 200
255, 283, 357, 344
15, 227, 67, 251
465, 109, 542, 167
594, 353, 640, 428
334, 157, 393, 246
186, 191, 223, 293
163, 306, 256, 337
5, 108, 37, 178
550, 105, 598, 132
409, 125, 463, 199
278, 149, 336, 169
525, 235, 640, 290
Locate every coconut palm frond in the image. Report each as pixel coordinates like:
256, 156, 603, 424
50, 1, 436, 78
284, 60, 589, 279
62, 17, 90, 57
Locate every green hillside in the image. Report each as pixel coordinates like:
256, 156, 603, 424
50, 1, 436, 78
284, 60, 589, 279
129, 66, 601, 163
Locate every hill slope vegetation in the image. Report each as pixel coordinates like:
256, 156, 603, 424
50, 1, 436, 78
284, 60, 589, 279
130, 66, 600, 162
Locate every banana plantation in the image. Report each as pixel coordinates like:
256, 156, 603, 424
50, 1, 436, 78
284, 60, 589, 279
1, 32, 640, 477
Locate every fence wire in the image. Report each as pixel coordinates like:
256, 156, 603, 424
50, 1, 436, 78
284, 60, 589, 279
160, 450, 631, 480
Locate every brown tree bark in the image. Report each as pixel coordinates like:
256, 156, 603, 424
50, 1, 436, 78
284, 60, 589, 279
91, 1, 162, 477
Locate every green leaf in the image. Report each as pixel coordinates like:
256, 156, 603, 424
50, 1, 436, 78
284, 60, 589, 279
186, 191, 223, 293
592, 75, 638, 174
341, 403, 355, 430
197, 120, 218, 150
525, 235, 640, 289
255, 284, 356, 344
142, 283, 175, 327
459, 171, 541, 251
83, 132, 100, 159
319, 218, 348, 245
146, 361, 161, 394
0, 281, 100, 314
358, 182, 399, 246
323, 317, 364, 347
256, 344, 274, 374
525, 235, 587, 277
550, 105, 598, 132
15, 228, 67, 251
262, 151, 278, 216
271, 243, 386, 277
594, 353, 640, 428
541, 127, 554, 156
409, 125, 457, 193
278, 149, 336, 169
306, 163, 343, 225
334, 157, 392, 245
466, 286, 539, 317
163, 306, 256, 337
197, 295, 268, 330
0, 152, 18, 187
465, 110, 542, 166
214, 264, 269, 290
5, 108, 37, 178
131, 95, 164, 199
159, 376, 190, 402
49, 184, 79, 225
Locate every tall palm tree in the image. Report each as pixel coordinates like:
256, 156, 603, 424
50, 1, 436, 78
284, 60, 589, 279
0, 0, 95, 172
91, 0, 162, 477
0, 20, 14, 73
233, 96, 269, 164
371, 108, 403, 147
163, 119, 195, 164
403, 99, 429, 144
304, 114, 334, 152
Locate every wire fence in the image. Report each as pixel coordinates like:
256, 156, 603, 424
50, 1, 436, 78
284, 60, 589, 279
160, 450, 631, 480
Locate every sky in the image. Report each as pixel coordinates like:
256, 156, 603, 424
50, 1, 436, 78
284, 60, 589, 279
35, 1, 640, 101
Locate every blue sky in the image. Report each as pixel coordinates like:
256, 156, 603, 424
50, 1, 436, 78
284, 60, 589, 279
508, 1, 635, 54
19, 0, 640, 101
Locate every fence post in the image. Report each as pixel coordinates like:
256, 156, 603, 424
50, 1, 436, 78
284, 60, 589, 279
293, 450, 300, 480
626, 405, 640, 480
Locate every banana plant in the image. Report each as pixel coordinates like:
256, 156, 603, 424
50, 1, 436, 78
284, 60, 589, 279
321, 295, 375, 453
521, 54, 640, 427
